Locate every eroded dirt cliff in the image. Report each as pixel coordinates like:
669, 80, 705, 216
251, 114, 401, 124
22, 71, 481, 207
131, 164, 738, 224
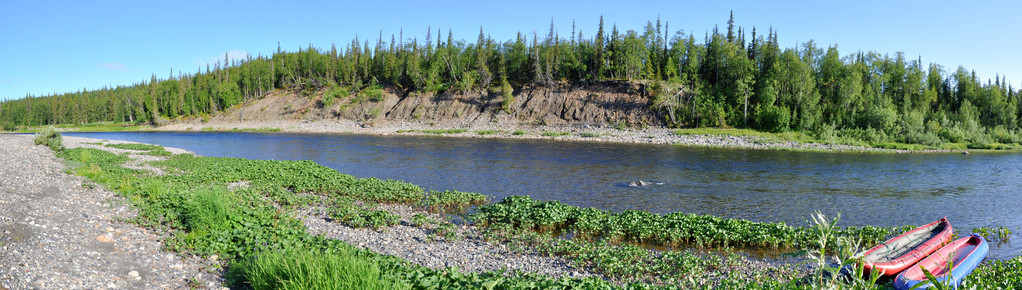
210, 80, 664, 128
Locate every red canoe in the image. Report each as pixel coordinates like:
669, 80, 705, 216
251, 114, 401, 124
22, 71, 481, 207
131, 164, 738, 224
860, 217, 953, 276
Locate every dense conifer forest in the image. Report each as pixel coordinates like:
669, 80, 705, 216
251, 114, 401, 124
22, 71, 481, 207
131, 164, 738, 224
3, 14, 1021, 146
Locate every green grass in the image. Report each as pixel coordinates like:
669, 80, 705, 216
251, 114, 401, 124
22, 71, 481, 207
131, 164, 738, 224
475, 130, 499, 135
104, 143, 172, 156
512, 130, 527, 135
105, 143, 163, 151
421, 129, 467, 134
241, 127, 282, 133
579, 132, 600, 138
146, 148, 173, 156
541, 131, 571, 137
227, 247, 404, 290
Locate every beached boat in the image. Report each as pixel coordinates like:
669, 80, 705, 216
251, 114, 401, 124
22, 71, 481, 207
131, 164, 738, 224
860, 217, 954, 276
893, 234, 989, 290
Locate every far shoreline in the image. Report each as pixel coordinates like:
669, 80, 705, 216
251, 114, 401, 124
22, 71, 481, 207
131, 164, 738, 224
150, 119, 971, 154
6, 119, 987, 154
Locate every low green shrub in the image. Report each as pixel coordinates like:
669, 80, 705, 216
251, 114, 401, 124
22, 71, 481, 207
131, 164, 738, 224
410, 213, 435, 228
432, 221, 458, 241
33, 126, 63, 151
146, 148, 173, 156
360, 86, 384, 102
424, 190, 487, 212
330, 207, 401, 230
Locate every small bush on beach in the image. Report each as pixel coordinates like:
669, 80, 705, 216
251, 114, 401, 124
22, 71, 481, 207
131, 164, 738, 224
33, 126, 63, 151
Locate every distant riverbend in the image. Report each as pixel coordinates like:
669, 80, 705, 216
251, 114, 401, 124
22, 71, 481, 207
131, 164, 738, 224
64, 131, 1022, 259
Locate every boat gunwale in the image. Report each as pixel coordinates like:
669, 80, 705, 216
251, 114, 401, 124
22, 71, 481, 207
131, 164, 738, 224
893, 234, 989, 290
860, 217, 953, 276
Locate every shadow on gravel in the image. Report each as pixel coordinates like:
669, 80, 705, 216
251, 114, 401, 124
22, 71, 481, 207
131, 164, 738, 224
16, 185, 59, 200
1, 223, 34, 243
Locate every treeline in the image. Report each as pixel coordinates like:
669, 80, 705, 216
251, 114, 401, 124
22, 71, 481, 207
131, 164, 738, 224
2, 14, 1021, 146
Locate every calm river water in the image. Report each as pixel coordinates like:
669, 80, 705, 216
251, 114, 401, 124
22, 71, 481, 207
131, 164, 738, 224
65, 131, 1022, 259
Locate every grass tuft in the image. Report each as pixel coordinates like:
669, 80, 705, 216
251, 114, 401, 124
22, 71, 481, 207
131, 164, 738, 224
421, 129, 467, 134
227, 247, 402, 290
105, 143, 163, 151
541, 131, 571, 137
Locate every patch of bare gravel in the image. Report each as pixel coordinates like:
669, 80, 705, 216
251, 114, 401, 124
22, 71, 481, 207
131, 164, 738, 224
0, 134, 222, 289
299, 203, 596, 278
297, 202, 813, 285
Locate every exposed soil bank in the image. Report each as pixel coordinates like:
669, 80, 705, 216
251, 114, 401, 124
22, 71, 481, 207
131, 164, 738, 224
149, 82, 945, 153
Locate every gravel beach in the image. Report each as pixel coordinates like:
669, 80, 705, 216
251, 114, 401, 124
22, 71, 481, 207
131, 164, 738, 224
0, 135, 223, 289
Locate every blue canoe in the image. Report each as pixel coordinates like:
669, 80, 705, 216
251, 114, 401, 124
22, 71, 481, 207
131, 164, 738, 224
894, 234, 989, 290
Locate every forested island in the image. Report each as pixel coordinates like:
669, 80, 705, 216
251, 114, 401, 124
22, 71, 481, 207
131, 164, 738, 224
2, 14, 1021, 149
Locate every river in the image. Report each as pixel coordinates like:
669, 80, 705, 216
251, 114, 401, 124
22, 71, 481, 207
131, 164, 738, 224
64, 131, 1022, 259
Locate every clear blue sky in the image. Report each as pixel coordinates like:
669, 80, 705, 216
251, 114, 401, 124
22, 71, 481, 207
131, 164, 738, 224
2, 0, 1020, 101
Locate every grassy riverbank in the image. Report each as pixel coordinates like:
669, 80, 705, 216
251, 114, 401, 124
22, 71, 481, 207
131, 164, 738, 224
31, 129, 1020, 289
